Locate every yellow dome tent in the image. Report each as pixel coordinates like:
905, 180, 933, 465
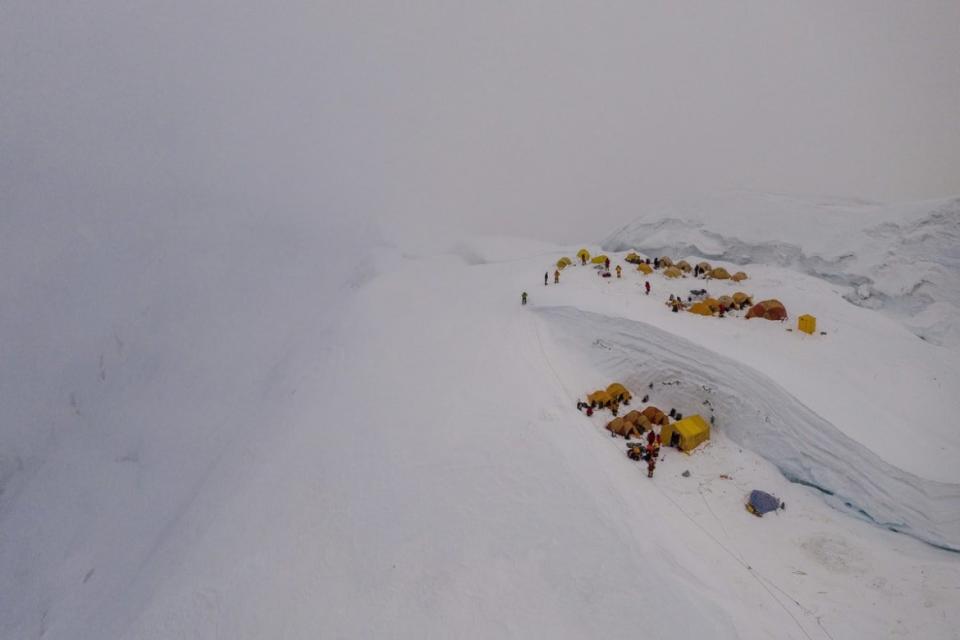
661, 414, 711, 452
732, 291, 752, 308
717, 295, 735, 309
577, 248, 591, 264
606, 383, 632, 403
702, 298, 721, 312
663, 266, 683, 278
625, 252, 645, 264
687, 301, 714, 316
659, 256, 674, 267
697, 261, 712, 273
675, 260, 692, 272
591, 255, 609, 265
556, 259, 568, 270
731, 271, 748, 282
710, 267, 731, 279
637, 263, 653, 274
587, 390, 613, 407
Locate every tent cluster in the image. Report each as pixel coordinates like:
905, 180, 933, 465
686, 292, 754, 317
745, 299, 788, 321
586, 383, 633, 411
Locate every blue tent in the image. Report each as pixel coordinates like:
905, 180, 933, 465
746, 490, 781, 516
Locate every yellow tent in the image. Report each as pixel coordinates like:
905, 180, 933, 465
717, 295, 735, 308
703, 298, 721, 312
710, 267, 731, 279
637, 263, 653, 274
577, 248, 591, 263
591, 255, 609, 264
731, 271, 748, 282
663, 266, 682, 278
732, 291, 752, 307
606, 383, 632, 403
661, 414, 711, 452
625, 252, 644, 264
697, 261, 712, 272
798, 314, 817, 334
659, 256, 674, 267
587, 390, 613, 407
675, 260, 692, 272
556, 259, 568, 270
687, 302, 714, 316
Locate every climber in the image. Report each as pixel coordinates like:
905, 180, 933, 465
605, 257, 611, 270
615, 264, 622, 278
645, 281, 651, 295
554, 270, 560, 284
521, 291, 528, 305
544, 272, 548, 286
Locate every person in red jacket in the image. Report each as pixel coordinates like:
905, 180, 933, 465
605, 257, 610, 270
644, 281, 651, 295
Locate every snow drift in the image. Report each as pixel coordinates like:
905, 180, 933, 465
538, 306, 960, 551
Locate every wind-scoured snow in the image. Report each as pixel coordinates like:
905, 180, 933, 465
601, 191, 960, 347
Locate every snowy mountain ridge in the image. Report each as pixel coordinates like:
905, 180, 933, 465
602, 191, 960, 347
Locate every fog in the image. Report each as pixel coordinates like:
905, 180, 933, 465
3, 1, 958, 243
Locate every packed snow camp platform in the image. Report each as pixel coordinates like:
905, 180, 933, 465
509, 238, 960, 637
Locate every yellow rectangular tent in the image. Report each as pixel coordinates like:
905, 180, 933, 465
798, 314, 816, 335
660, 414, 710, 452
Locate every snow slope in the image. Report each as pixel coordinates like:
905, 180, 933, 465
601, 191, 960, 347
2, 225, 959, 639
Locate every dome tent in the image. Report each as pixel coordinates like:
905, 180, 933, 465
687, 302, 714, 316
710, 267, 731, 280
637, 263, 653, 274
675, 260, 692, 272
745, 299, 788, 321
587, 390, 613, 407
731, 271, 748, 282
663, 266, 683, 278
577, 248, 591, 262
746, 490, 782, 517
606, 383, 632, 403
641, 406, 669, 426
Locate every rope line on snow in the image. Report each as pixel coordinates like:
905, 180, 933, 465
655, 487, 818, 640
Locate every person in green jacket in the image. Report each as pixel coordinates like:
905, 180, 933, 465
521, 291, 528, 305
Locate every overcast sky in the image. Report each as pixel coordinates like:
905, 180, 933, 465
3, 1, 958, 242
